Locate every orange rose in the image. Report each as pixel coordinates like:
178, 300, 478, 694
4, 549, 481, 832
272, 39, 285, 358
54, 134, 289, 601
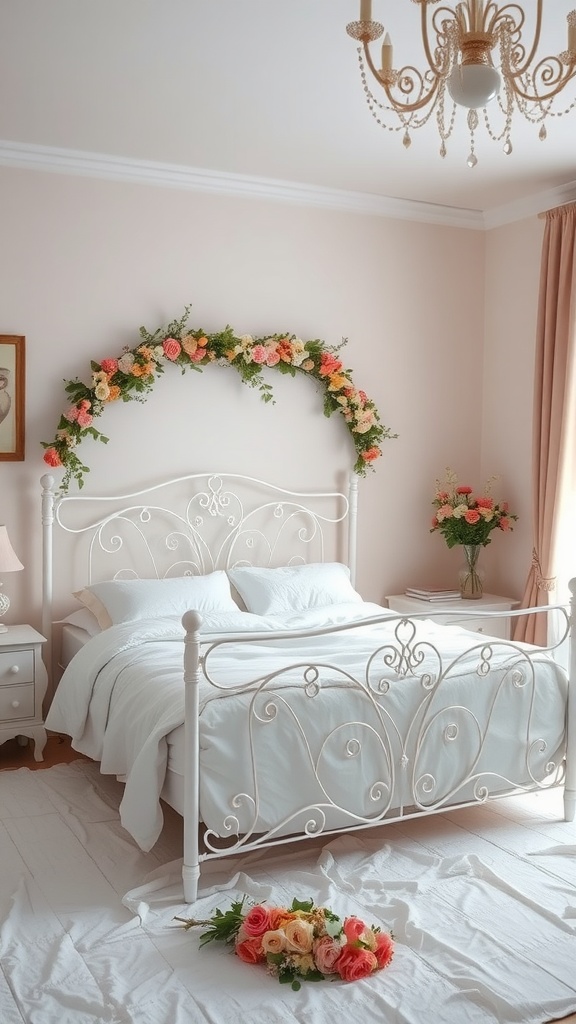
336, 945, 378, 982
235, 936, 265, 964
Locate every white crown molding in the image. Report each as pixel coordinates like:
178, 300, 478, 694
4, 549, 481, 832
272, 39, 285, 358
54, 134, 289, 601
0, 139, 485, 230
2, 138, 570, 231
483, 179, 576, 229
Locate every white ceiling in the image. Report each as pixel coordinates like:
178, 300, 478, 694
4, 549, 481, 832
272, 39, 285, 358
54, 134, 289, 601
2, 0, 576, 227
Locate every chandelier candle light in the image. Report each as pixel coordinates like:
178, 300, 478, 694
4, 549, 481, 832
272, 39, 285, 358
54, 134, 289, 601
346, 1, 576, 165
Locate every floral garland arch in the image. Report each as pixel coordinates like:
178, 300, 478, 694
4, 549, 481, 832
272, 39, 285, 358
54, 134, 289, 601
42, 306, 396, 493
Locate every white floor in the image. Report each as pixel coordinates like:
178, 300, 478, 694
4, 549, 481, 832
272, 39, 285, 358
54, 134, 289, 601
1, 761, 576, 1024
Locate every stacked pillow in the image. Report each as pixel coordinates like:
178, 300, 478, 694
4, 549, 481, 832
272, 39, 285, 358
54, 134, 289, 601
71, 562, 361, 629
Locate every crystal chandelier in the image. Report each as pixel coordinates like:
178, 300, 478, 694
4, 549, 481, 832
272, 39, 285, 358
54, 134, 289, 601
346, 1, 576, 166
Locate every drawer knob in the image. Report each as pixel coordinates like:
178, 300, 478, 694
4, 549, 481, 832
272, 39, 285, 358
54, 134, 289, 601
10, 700, 20, 709
9, 665, 19, 674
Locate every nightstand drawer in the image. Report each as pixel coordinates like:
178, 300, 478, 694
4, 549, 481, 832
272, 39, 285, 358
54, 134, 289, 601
0, 683, 34, 720
0, 650, 34, 685
449, 616, 509, 639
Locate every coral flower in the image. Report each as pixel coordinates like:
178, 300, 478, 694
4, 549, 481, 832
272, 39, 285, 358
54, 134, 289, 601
361, 447, 381, 463
319, 351, 343, 376
100, 358, 118, 375
464, 509, 481, 524
43, 447, 62, 468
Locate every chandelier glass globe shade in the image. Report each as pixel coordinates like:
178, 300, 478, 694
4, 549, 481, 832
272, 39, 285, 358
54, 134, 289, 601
447, 64, 502, 108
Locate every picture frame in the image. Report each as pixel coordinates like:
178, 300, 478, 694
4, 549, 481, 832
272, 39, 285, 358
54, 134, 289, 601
0, 336, 25, 461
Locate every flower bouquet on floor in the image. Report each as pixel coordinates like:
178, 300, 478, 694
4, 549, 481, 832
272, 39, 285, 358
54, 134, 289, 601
430, 468, 518, 599
176, 896, 394, 990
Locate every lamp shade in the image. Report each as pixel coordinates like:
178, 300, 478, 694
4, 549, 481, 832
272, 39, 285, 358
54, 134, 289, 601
0, 525, 24, 572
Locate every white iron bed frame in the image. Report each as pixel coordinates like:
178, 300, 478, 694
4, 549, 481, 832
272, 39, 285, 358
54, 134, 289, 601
41, 471, 576, 904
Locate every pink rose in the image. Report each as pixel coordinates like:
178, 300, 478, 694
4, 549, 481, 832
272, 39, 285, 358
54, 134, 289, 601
163, 337, 181, 361
374, 931, 394, 969
242, 905, 273, 937
313, 935, 342, 975
235, 936, 265, 964
499, 517, 511, 531
76, 408, 93, 428
265, 349, 281, 367
437, 504, 453, 521
190, 348, 206, 363
336, 945, 378, 982
43, 447, 62, 468
251, 345, 268, 364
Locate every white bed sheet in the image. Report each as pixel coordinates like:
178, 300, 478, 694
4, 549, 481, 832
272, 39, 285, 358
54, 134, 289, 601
45, 605, 568, 853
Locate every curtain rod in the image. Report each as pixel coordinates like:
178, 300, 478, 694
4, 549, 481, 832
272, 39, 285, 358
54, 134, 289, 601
538, 200, 576, 219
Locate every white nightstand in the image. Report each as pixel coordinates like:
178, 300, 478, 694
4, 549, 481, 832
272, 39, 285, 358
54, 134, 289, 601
385, 593, 519, 640
0, 625, 48, 761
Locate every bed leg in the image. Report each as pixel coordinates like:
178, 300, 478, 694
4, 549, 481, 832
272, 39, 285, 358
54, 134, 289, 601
182, 863, 200, 904
564, 789, 576, 822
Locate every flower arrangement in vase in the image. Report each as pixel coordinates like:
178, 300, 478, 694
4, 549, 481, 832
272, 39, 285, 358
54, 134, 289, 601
430, 468, 518, 599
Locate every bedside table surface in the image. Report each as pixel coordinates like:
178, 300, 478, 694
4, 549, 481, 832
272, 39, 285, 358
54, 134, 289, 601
386, 594, 518, 611
0, 625, 47, 646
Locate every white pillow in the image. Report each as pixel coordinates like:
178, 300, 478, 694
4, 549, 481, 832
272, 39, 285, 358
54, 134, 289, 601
73, 571, 238, 628
227, 562, 362, 616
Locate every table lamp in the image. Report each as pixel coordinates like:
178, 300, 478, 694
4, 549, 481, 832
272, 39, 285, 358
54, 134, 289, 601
0, 525, 24, 632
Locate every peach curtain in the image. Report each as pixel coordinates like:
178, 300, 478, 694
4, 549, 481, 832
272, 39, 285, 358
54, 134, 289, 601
514, 204, 576, 644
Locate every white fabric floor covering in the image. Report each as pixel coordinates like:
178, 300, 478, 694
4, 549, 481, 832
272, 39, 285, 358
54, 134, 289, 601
1, 762, 575, 1024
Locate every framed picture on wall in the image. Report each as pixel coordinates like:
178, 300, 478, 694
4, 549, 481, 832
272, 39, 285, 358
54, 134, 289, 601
0, 336, 25, 461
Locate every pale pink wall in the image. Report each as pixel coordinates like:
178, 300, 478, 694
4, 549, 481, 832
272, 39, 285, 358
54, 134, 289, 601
482, 216, 544, 598
0, 165, 485, 627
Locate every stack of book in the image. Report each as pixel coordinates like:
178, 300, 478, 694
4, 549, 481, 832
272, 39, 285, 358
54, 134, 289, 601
404, 586, 462, 602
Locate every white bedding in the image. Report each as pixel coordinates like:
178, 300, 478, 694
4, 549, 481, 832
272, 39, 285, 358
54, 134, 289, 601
45, 603, 568, 853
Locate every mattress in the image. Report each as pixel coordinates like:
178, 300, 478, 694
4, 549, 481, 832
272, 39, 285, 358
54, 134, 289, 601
60, 623, 92, 668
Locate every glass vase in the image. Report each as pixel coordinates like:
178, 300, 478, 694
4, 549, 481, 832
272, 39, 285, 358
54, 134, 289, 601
459, 544, 484, 600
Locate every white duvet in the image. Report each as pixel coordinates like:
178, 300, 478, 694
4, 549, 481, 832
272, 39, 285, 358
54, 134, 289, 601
46, 604, 568, 853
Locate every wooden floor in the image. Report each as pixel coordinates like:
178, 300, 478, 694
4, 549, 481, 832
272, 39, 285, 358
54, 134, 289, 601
0, 731, 90, 771
1, 733, 575, 1024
